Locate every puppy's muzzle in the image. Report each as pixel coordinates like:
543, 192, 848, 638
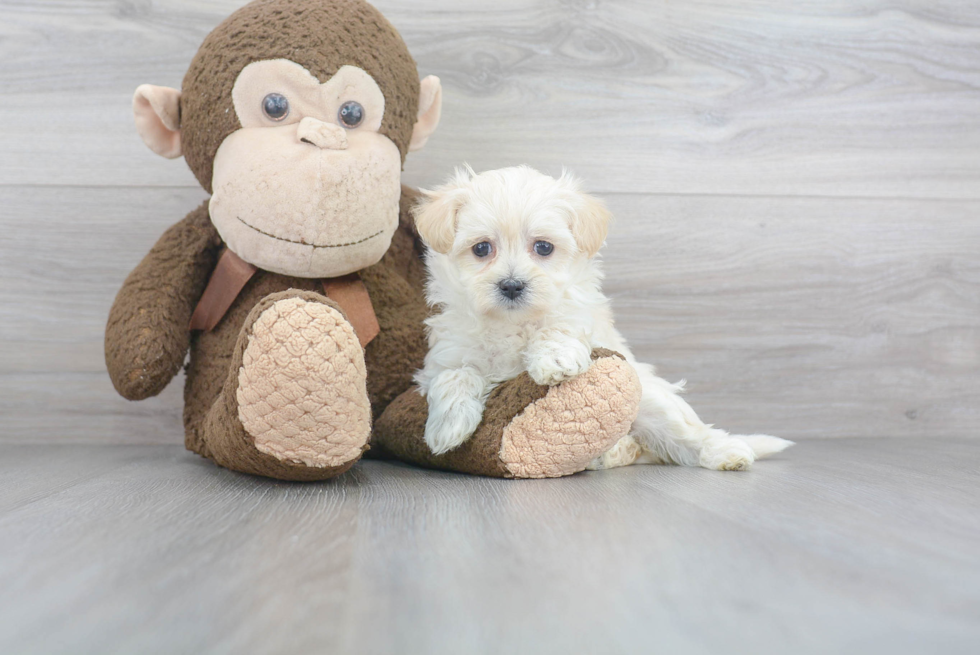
498, 278, 526, 301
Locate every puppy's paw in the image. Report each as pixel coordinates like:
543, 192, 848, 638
699, 437, 757, 471
586, 435, 643, 470
424, 401, 484, 456
526, 341, 593, 386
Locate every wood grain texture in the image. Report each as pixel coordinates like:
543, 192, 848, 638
0, 0, 978, 196
2, 187, 977, 443
0, 441, 978, 654
1, 1, 978, 443
600, 193, 980, 439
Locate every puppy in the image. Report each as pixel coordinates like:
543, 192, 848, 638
412, 165, 792, 471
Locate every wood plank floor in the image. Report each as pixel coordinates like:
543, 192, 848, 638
1, 439, 977, 654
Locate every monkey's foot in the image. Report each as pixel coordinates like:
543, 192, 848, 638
497, 351, 641, 478
235, 293, 371, 469
372, 349, 641, 479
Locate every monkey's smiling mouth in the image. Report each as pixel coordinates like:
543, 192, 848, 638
236, 217, 385, 249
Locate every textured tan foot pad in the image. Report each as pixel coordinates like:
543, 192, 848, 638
499, 356, 642, 478
236, 297, 371, 468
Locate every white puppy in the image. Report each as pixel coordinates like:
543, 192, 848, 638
412, 165, 793, 471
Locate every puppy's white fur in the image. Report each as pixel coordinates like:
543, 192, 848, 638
413, 165, 793, 471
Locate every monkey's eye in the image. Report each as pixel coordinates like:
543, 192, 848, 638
262, 93, 290, 121
338, 101, 364, 128
472, 242, 493, 258
533, 241, 554, 256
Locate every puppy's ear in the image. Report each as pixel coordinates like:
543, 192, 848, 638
561, 171, 612, 257
412, 167, 473, 254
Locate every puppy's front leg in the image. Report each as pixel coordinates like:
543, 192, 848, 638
525, 330, 593, 386
423, 367, 491, 455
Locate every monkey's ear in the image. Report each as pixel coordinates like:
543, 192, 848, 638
133, 85, 183, 159
409, 76, 442, 152
412, 166, 472, 254
561, 171, 612, 257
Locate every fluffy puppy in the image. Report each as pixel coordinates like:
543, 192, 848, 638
412, 165, 792, 471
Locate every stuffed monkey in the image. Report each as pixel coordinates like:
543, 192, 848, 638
106, 0, 641, 481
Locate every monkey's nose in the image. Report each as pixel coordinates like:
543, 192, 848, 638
297, 117, 348, 150
498, 278, 526, 301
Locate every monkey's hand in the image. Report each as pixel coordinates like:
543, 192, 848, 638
105, 204, 221, 400
525, 332, 593, 387
421, 367, 490, 455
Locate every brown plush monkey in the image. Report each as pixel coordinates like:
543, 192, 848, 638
106, 0, 641, 481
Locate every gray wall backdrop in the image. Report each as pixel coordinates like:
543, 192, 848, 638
1, 0, 978, 443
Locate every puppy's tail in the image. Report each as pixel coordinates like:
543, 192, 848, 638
734, 434, 794, 459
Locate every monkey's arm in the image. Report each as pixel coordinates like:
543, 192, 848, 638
105, 202, 222, 400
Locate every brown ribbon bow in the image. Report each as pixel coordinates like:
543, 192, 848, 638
189, 249, 380, 348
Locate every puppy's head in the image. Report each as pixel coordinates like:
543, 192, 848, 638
413, 165, 611, 317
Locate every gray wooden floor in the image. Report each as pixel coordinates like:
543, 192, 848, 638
1, 439, 978, 655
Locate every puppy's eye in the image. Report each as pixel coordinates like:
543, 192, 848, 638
533, 241, 554, 256
338, 101, 364, 128
262, 93, 290, 121
472, 242, 493, 258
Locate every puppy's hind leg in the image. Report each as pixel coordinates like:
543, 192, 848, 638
586, 434, 643, 470
629, 364, 793, 471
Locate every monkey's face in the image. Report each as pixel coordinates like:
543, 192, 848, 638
208, 60, 402, 278
134, 42, 442, 279
132, 0, 443, 278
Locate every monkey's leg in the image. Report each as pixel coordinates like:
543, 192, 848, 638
199, 290, 371, 481
373, 349, 641, 478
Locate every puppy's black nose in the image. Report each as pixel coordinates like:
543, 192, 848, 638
498, 278, 525, 300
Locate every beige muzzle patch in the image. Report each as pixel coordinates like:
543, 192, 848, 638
236, 296, 371, 468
